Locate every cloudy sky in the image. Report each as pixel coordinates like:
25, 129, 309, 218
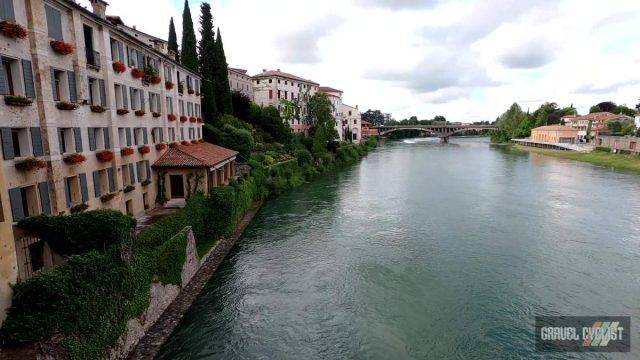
78, 0, 640, 122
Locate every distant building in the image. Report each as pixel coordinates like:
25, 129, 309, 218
531, 125, 579, 144
562, 112, 634, 141
361, 120, 378, 138
228, 67, 253, 100
596, 135, 640, 153
319, 86, 344, 141
252, 69, 319, 134
341, 104, 361, 143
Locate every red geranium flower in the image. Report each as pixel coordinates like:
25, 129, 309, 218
63, 153, 86, 165
0, 21, 27, 39
131, 68, 145, 79
167, 114, 177, 121
138, 145, 151, 155
120, 147, 134, 156
50, 40, 74, 55
155, 143, 167, 151
181, 140, 190, 146
96, 150, 114, 162
150, 76, 162, 85
180, 116, 188, 123
189, 117, 197, 123
165, 81, 174, 90
112, 61, 126, 73
169, 142, 179, 149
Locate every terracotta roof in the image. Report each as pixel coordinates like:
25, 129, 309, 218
152, 142, 238, 168
252, 70, 319, 85
319, 86, 343, 94
229, 67, 248, 74
532, 125, 578, 131
570, 112, 632, 123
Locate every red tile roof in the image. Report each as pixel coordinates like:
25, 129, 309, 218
319, 86, 343, 94
229, 67, 248, 74
252, 70, 319, 85
152, 142, 238, 168
532, 125, 577, 131
569, 112, 633, 123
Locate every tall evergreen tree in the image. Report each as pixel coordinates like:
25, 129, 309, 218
168, 17, 179, 62
180, 0, 198, 72
213, 28, 233, 114
199, 2, 217, 122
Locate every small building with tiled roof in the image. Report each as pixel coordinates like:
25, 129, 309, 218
153, 142, 238, 199
562, 112, 634, 141
228, 66, 254, 100
531, 125, 579, 144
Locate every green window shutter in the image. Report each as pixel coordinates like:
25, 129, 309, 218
88, 127, 96, 151
1, 127, 14, 160
8, 187, 24, 222
74, 127, 83, 152
92, 170, 101, 197
22, 59, 35, 98
30, 127, 44, 157
79, 173, 89, 202
45, 5, 63, 41
0, 0, 16, 21
68, 71, 77, 103
38, 182, 52, 215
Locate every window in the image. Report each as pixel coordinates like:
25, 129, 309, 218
197, 127, 201, 139
28, 241, 45, 272
8, 185, 39, 221
256, 80, 260, 84
195, 104, 200, 118
88, 127, 110, 151
187, 102, 193, 117
151, 127, 163, 143
166, 97, 174, 114
64, 174, 88, 208
134, 127, 147, 145
59, 128, 74, 154
110, 38, 125, 63
121, 163, 135, 186
179, 100, 185, 116
180, 127, 185, 140
277, 90, 281, 99
284, 91, 288, 100
130, 88, 143, 111
118, 128, 129, 147
269, 90, 273, 100
0, 0, 16, 22
92, 168, 112, 197
0, 127, 43, 159
114, 83, 128, 110
188, 127, 195, 140
1, 57, 35, 98
45, 4, 63, 41
83, 24, 99, 68
149, 92, 161, 113
136, 160, 150, 182
168, 128, 175, 142
269, 79, 272, 84
164, 65, 172, 82
88, 77, 106, 106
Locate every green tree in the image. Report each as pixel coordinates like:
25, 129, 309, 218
198, 2, 217, 122
180, 0, 198, 72
621, 124, 636, 136
492, 102, 529, 142
589, 105, 602, 114
168, 17, 179, 62
362, 109, 385, 126
307, 93, 338, 157
607, 121, 623, 134
213, 29, 233, 114
615, 104, 637, 117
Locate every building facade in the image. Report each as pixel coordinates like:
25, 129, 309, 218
596, 135, 640, 153
341, 103, 361, 143
0, 0, 238, 320
252, 69, 318, 134
228, 67, 253, 100
531, 125, 579, 144
318, 86, 344, 141
562, 112, 634, 141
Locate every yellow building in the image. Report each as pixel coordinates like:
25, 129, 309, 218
531, 125, 579, 144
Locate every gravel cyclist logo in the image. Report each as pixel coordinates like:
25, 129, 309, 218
536, 316, 630, 352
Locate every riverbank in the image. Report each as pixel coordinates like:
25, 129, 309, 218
514, 144, 640, 173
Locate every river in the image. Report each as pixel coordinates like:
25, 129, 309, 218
157, 137, 640, 359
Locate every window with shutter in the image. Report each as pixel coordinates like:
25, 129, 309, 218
30, 127, 43, 157
45, 4, 63, 41
22, 59, 35, 99
79, 173, 89, 202
107, 168, 115, 192
68, 71, 77, 103
8, 187, 24, 222
88, 127, 96, 151
92, 170, 101, 197
38, 182, 52, 215
0, 0, 15, 22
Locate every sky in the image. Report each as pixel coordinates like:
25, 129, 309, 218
78, 0, 640, 123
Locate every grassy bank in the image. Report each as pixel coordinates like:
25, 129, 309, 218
514, 145, 640, 173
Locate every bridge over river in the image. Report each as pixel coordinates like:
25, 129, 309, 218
376, 124, 497, 142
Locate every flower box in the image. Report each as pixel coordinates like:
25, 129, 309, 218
197, 117, 203, 123
135, 110, 146, 117
0, 21, 27, 39
63, 153, 86, 165
155, 143, 167, 151
4, 95, 32, 107
70, 203, 88, 214
195, 92, 200, 96
167, 114, 177, 121
149, 76, 162, 85
169, 142, 179, 149
50, 40, 74, 55
100, 193, 116, 203
90, 105, 106, 113
96, 150, 114, 162
56, 101, 79, 111
189, 117, 197, 123
179, 116, 188, 123
188, 89, 195, 95
165, 81, 174, 90
141, 179, 151, 187
15, 158, 47, 172
181, 140, 190, 146
152, 112, 161, 118
131, 68, 145, 79
190, 140, 198, 144
198, 139, 204, 143
120, 147, 134, 156
117, 109, 129, 115
123, 185, 135, 193
138, 145, 151, 155
112, 61, 126, 73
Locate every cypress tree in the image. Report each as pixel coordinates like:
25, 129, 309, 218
180, 0, 198, 72
168, 17, 179, 62
214, 28, 233, 114
199, 2, 217, 122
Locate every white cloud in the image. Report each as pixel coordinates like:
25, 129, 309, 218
78, 0, 640, 122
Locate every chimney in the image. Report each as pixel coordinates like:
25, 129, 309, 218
262, 69, 267, 72
277, 68, 281, 72
89, 0, 108, 19
356, 105, 359, 109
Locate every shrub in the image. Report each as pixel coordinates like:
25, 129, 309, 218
295, 149, 312, 166
207, 187, 237, 237
17, 210, 135, 256
155, 228, 189, 285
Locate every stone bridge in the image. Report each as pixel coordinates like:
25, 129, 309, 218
376, 125, 497, 142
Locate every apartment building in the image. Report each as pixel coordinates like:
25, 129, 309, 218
0, 0, 237, 320
228, 67, 253, 100
341, 103, 361, 143
318, 86, 344, 141
252, 69, 318, 134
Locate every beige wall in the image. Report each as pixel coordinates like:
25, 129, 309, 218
228, 69, 253, 100
531, 129, 579, 143
341, 103, 361, 143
